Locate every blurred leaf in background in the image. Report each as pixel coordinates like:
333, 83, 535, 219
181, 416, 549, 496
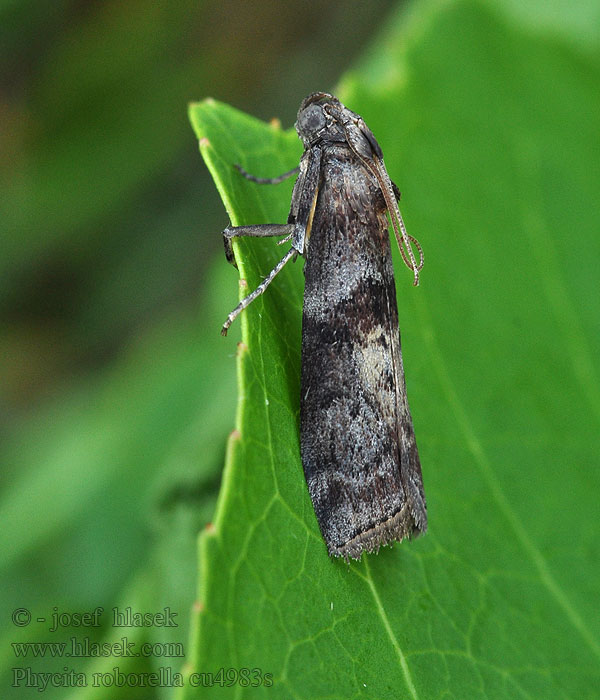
0, 1, 397, 698
0, 0, 395, 417
187, 0, 600, 698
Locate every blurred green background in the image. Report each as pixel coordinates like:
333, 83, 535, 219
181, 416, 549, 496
0, 1, 398, 697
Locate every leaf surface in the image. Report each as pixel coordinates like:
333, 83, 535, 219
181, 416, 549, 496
187, 2, 600, 697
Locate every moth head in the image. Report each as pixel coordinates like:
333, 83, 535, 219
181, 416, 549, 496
295, 92, 344, 147
296, 93, 383, 164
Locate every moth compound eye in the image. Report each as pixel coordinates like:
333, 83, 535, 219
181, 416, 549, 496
296, 104, 326, 142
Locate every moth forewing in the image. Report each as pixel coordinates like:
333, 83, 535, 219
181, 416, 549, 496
299, 134, 426, 559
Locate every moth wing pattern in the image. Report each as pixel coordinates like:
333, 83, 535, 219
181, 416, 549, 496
300, 145, 426, 559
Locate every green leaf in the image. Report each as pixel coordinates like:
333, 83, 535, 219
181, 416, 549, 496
187, 1, 600, 697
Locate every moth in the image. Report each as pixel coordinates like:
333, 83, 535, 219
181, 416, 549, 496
220, 92, 427, 559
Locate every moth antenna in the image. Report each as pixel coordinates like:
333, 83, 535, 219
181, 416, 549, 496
407, 234, 424, 272
369, 156, 422, 285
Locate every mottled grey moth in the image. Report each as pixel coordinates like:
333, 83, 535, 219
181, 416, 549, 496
220, 92, 427, 559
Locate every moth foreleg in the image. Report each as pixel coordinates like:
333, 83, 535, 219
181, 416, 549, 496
234, 163, 300, 185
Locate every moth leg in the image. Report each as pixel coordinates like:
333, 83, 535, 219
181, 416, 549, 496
223, 223, 296, 267
222, 147, 320, 334
222, 246, 297, 335
234, 163, 300, 185
277, 230, 295, 246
